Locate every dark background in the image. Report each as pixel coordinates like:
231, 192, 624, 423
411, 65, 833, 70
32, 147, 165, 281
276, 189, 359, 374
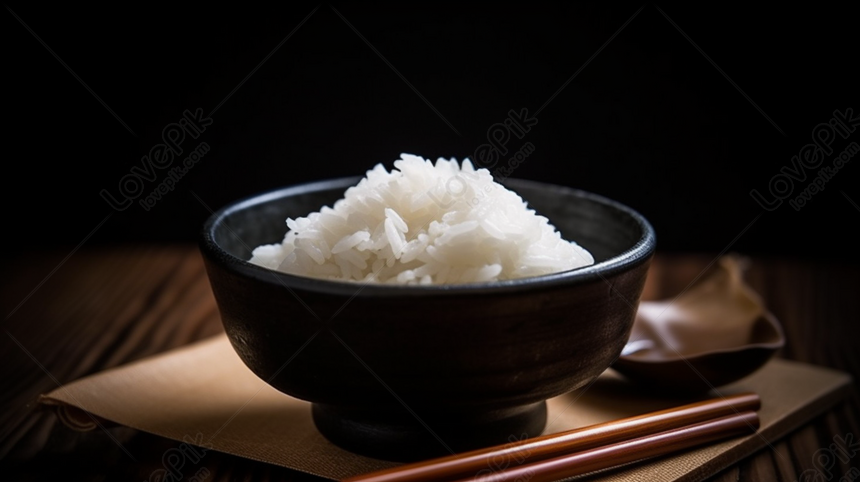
3, 3, 858, 256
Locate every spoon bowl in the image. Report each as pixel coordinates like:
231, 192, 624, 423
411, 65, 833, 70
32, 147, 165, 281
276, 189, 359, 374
613, 256, 785, 392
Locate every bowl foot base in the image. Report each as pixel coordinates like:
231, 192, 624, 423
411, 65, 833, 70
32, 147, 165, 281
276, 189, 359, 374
311, 401, 547, 462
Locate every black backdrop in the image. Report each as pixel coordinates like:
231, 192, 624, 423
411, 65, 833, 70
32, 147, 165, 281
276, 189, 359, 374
3, 3, 858, 257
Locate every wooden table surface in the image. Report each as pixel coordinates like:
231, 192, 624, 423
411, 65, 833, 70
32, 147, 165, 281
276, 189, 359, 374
1, 246, 858, 481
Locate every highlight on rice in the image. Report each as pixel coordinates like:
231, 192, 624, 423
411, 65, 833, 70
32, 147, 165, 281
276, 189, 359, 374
249, 154, 595, 284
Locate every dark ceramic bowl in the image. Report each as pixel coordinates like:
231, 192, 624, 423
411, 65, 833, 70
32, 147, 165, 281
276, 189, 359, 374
199, 177, 655, 461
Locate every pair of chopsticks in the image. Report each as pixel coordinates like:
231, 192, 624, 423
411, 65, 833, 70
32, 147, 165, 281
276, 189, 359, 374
344, 392, 761, 482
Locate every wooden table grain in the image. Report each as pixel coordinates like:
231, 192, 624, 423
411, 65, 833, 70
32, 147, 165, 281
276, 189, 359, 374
1, 247, 858, 481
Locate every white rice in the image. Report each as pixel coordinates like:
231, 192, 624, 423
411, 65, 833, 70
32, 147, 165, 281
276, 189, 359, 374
249, 154, 594, 284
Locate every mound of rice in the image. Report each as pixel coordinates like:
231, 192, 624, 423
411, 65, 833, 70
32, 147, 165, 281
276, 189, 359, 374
249, 154, 594, 284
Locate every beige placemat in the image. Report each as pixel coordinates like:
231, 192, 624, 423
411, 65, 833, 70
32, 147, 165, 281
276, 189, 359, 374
40, 333, 851, 481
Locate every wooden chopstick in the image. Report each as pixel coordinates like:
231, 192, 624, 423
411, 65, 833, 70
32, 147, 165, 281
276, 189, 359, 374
452, 411, 760, 482
343, 392, 760, 482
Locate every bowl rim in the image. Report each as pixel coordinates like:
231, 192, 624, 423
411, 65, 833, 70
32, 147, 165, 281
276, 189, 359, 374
200, 176, 656, 296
